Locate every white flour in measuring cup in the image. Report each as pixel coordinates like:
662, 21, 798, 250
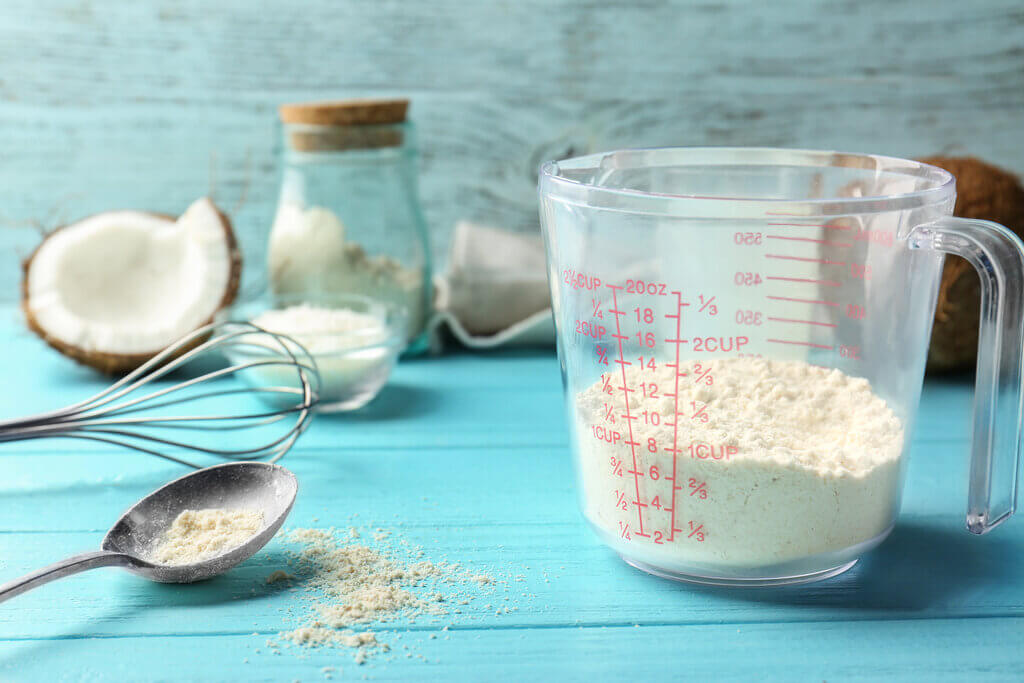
576, 357, 904, 569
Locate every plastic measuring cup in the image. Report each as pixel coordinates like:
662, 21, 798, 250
538, 148, 1024, 586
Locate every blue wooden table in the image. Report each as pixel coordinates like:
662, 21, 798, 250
0, 312, 1021, 681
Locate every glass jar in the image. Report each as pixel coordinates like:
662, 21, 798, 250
268, 99, 432, 355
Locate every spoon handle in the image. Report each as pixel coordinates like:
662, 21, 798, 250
0, 550, 132, 603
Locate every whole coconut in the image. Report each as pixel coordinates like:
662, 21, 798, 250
919, 157, 1024, 372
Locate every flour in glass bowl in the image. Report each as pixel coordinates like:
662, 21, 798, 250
246, 304, 400, 410
575, 357, 905, 569
251, 305, 391, 354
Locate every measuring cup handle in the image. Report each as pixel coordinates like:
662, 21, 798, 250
0, 550, 132, 604
910, 216, 1024, 533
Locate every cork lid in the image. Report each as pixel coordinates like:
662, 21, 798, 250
279, 99, 409, 151
278, 99, 409, 126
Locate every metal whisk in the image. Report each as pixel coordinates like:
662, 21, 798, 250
0, 322, 320, 468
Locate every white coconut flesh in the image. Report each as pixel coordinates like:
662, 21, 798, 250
26, 198, 235, 356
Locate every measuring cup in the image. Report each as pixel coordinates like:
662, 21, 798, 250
539, 148, 1024, 586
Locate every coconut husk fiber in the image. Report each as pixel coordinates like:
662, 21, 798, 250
919, 156, 1024, 372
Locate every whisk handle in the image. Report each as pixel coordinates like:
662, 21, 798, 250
0, 550, 132, 603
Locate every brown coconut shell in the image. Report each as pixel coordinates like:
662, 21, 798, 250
21, 199, 243, 374
919, 157, 1024, 372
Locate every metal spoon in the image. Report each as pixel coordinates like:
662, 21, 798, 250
0, 462, 298, 603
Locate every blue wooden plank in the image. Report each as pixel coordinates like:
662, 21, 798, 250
0, 323, 570, 455
1, 432, 1019, 643
2, 509, 1022, 642
0, 431, 981, 533
2, 618, 1023, 682
0, 316, 972, 461
0, 310, 1017, 681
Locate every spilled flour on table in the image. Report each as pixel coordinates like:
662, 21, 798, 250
260, 525, 524, 668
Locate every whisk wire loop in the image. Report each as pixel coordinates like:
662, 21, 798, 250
0, 322, 320, 468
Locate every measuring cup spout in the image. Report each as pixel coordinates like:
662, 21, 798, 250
910, 217, 1024, 533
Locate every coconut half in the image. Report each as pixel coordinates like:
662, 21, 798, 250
23, 197, 242, 373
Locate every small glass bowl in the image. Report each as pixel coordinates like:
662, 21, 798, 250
223, 293, 407, 412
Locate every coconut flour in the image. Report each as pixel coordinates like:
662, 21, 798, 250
251, 305, 390, 355
249, 304, 397, 408
264, 526, 515, 666
152, 508, 264, 566
576, 357, 904, 569
268, 203, 426, 341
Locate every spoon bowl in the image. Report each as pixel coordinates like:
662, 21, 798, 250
104, 462, 298, 583
0, 462, 298, 602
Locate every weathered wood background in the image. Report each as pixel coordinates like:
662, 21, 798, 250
1, 0, 1022, 296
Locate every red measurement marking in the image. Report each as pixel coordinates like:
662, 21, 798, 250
839, 345, 861, 359
766, 295, 839, 307
610, 457, 623, 476
608, 285, 645, 538
767, 221, 853, 232
766, 235, 853, 247
693, 364, 713, 385
595, 345, 609, 365
689, 442, 738, 460
614, 490, 628, 510
600, 375, 614, 394
668, 291, 684, 541
766, 338, 836, 350
619, 521, 631, 539
576, 320, 607, 339
687, 521, 706, 541
766, 316, 837, 328
664, 301, 690, 320
690, 403, 710, 423
765, 254, 847, 265
688, 479, 708, 499
697, 295, 718, 315
766, 276, 841, 287
603, 403, 615, 422
591, 298, 603, 318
